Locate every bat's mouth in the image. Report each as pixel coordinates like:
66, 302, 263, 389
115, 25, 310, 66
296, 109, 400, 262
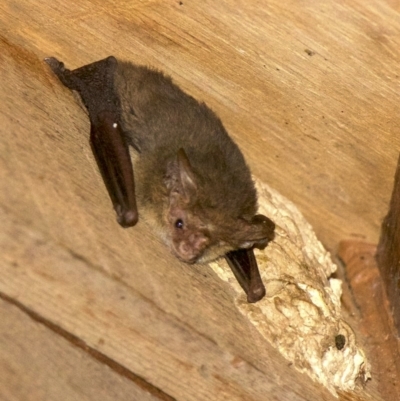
173, 248, 201, 264
172, 232, 209, 264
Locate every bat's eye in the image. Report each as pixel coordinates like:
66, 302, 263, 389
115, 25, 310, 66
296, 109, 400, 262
175, 219, 184, 229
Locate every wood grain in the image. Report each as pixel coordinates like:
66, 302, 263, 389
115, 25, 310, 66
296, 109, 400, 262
0, 0, 398, 399
0, 298, 170, 401
2, 0, 400, 251
0, 206, 338, 401
376, 154, 400, 334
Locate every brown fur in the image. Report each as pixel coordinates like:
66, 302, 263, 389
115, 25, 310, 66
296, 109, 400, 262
114, 61, 272, 263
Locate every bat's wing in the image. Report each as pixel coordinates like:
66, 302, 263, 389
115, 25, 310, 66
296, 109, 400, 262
45, 57, 137, 227
45, 56, 269, 303
225, 248, 266, 303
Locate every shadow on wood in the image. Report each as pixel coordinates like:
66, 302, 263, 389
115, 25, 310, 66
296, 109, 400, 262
338, 154, 400, 401
376, 154, 400, 335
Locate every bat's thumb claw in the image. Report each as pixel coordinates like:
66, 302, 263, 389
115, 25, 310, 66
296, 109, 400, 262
117, 210, 138, 228
247, 284, 266, 303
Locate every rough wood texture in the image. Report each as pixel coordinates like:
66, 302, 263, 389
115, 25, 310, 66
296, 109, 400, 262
2, 0, 400, 252
338, 241, 400, 401
376, 155, 400, 334
0, 0, 398, 400
212, 180, 371, 395
0, 298, 170, 401
0, 208, 340, 401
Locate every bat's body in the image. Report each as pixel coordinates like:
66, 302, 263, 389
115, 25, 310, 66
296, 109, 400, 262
45, 56, 275, 302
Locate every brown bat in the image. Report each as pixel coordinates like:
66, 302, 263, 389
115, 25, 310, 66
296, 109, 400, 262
45, 56, 275, 302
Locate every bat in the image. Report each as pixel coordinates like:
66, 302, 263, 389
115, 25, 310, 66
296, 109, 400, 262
45, 56, 275, 303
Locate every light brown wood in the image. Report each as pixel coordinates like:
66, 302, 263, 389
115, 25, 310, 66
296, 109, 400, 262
0, 0, 398, 399
2, 0, 400, 252
0, 207, 338, 401
0, 298, 169, 401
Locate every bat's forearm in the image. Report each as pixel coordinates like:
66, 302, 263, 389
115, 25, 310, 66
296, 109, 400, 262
46, 57, 139, 228
90, 111, 138, 227
225, 248, 266, 303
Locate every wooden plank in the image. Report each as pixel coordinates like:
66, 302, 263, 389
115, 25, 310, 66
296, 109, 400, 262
0, 297, 170, 401
0, 0, 397, 399
0, 52, 380, 399
376, 154, 400, 334
0, 0, 399, 252
0, 206, 340, 401
338, 241, 400, 401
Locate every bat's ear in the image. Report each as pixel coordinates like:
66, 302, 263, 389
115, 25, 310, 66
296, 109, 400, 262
236, 214, 275, 249
165, 148, 198, 203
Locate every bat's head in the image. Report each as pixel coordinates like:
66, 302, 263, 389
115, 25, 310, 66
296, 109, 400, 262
163, 149, 275, 263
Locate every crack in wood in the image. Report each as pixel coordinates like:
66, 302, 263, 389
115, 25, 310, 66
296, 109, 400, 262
0, 291, 176, 401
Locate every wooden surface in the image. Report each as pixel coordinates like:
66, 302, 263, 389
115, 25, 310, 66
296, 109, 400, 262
376, 155, 400, 334
0, 297, 170, 401
1, 0, 399, 400
0, 208, 340, 401
338, 241, 400, 401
